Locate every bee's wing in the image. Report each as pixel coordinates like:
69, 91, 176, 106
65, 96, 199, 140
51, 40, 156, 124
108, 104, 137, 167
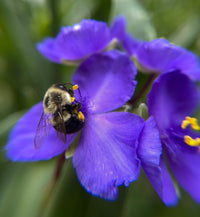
34, 111, 51, 150
56, 107, 67, 144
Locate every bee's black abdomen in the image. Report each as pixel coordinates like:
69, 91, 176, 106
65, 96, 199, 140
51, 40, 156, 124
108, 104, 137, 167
52, 113, 84, 134
65, 115, 85, 134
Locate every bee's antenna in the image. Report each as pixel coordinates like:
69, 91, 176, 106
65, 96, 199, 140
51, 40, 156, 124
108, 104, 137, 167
59, 82, 82, 99
77, 87, 82, 100
72, 84, 82, 100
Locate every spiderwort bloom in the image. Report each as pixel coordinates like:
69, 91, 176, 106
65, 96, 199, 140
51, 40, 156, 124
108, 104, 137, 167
138, 70, 200, 206
122, 36, 200, 80
6, 50, 144, 200
37, 18, 125, 65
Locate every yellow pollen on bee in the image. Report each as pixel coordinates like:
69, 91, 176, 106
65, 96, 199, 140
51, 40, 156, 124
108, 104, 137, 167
181, 116, 200, 130
72, 84, 79, 91
184, 135, 200, 147
71, 97, 75, 103
78, 111, 85, 121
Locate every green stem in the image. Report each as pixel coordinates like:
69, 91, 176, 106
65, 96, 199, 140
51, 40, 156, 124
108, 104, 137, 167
128, 73, 157, 105
38, 153, 66, 217
48, 0, 62, 83
48, 0, 60, 36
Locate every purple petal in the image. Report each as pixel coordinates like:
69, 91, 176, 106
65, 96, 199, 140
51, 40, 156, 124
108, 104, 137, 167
148, 70, 199, 130
138, 117, 162, 165
132, 38, 200, 80
73, 112, 144, 200
37, 20, 113, 63
5, 103, 77, 161
138, 117, 178, 206
110, 15, 126, 41
73, 50, 137, 114
164, 132, 200, 203
37, 38, 63, 63
122, 33, 143, 56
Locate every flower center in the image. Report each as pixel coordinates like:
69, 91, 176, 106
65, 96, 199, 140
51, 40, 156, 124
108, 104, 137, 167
181, 116, 200, 147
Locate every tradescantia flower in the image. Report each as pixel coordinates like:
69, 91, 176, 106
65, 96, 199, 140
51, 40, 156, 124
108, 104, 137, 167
122, 36, 200, 80
138, 70, 200, 206
5, 50, 145, 200
37, 17, 125, 65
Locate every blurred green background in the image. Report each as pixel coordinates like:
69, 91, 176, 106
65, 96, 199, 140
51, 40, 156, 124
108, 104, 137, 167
0, 0, 200, 217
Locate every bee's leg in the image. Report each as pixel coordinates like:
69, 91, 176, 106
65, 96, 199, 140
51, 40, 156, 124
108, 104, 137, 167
71, 103, 85, 122
71, 102, 82, 110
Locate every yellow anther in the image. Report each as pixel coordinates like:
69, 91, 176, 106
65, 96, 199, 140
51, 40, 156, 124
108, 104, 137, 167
184, 135, 200, 147
188, 117, 200, 130
72, 84, 78, 91
181, 119, 190, 129
71, 97, 75, 103
181, 116, 200, 130
78, 111, 85, 121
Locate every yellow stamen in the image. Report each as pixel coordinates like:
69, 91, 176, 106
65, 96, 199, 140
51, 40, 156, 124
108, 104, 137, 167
78, 111, 85, 121
188, 117, 200, 130
184, 135, 200, 147
181, 119, 190, 129
73, 84, 78, 91
181, 116, 200, 130
71, 97, 75, 103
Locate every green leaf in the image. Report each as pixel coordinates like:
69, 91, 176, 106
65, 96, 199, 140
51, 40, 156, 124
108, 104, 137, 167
169, 14, 200, 47
91, 0, 112, 21
42, 160, 91, 217
0, 110, 25, 138
0, 162, 54, 217
42, 160, 128, 217
0, 0, 57, 93
110, 0, 156, 40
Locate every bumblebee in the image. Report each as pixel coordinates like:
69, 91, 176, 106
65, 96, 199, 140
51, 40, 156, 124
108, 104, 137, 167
34, 83, 85, 149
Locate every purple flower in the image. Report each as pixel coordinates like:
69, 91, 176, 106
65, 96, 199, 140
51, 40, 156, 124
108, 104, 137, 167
122, 36, 200, 80
37, 17, 125, 65
6, 50, 144, 200
138, 70, 200, 206
110, 15, 126, 42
